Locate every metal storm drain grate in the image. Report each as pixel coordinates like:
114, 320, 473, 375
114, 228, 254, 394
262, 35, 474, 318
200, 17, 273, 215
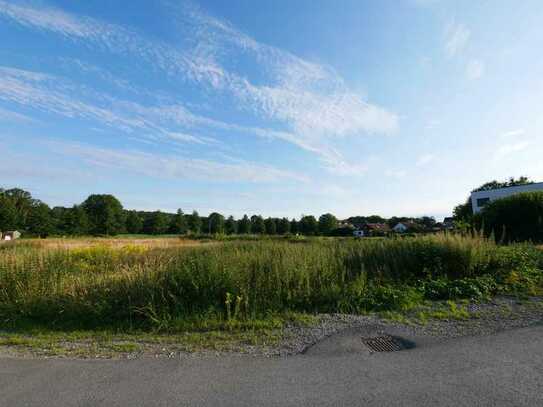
361, 335, 405, 352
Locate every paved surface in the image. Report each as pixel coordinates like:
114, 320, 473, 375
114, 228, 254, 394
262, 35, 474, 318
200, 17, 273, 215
1, 325, 543, 406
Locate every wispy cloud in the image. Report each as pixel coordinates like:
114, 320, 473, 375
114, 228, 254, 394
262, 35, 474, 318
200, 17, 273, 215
0, 1, 110, 38
0, 66, 217, 145
500, 128, 525, 139
0, 1, 398, 175
445, 21, 470, 58
184, 3, 399, 136
50, 141, 308, 183
0, 106, 36, 123
0, 138, 89, 181
466, 59, 485, 80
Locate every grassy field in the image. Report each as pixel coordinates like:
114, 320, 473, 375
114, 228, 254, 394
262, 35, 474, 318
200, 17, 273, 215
1, 234, 542, 326
0, 234, 542, 356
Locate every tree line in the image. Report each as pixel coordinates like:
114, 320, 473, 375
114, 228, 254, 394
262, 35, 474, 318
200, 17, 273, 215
0, 187, 441, 237
0, 188, 341, 237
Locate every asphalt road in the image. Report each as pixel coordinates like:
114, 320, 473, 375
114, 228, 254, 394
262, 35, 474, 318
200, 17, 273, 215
1, 325, 542, 407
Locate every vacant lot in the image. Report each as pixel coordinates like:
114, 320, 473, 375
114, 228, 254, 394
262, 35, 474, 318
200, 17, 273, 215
0, 234, 542, 356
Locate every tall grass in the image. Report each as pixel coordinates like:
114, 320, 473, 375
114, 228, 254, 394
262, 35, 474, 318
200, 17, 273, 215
0, 234, 541, 331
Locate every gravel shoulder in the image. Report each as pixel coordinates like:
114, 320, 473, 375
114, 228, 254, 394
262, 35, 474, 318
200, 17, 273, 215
1, 296, 542, 360
280, 295, 543, 355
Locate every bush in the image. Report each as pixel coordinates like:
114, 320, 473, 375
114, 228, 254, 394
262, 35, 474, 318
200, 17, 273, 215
420, 276, 497, 301
478, 191, 543, 243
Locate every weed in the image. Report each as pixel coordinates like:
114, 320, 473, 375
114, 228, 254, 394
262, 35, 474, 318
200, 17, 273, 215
0, 235, 541, 332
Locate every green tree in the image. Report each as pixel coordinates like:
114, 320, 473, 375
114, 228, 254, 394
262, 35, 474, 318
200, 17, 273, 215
225, 215, 237, 235
238, 215, 251, 234
125, 210, 143, 234
169, 209, 187, 234
419, 216, 436, 229
208, 212, 225, 234
187, 210, 202, 234
318, 213, 338, 235
264, 217, 277, 235
365, 215, 387, 224
453, 199, 473, 223
250, 215, 265, 234
27, 202, 53, 237
1, 188, 36, 229
143, 211, 169, 235
290, 218, 299, 234
277, 217, 291, 235
299, 215, 318, 235
65, 205, 89, 235
473, 176, 532, 192
82, 194, 125, 235
0, 195, 18, 231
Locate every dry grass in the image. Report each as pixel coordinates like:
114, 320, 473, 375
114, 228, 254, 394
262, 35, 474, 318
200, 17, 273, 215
12, 237, 207, 250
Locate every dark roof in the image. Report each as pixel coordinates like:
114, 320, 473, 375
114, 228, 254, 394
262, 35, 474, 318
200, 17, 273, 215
364, 223, 390, 230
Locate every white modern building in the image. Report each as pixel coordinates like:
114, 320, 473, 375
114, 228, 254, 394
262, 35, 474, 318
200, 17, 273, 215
470, 182, 543, 214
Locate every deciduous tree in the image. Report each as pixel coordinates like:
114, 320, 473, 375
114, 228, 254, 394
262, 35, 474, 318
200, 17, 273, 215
82, 194, 125, 235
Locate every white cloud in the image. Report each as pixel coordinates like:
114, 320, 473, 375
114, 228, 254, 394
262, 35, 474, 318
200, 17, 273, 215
0, 67, 145, 132
500, 128, 525, 139
50, 141, 308, 183
0, 1, 398, 175
494, 142, 530, 160
164, 131, 217, 145
466, 59, 485, 80
0, 1, 108, 38
0, 66, 222, 145
416, 154, 436, 167
445, 21, 470, 58
0, 106, 35, 123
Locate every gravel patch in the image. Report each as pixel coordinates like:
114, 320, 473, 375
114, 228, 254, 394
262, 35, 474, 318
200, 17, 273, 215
276, 296, 543, 356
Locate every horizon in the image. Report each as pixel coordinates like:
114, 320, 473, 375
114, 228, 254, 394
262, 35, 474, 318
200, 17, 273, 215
1, 0, 542, 219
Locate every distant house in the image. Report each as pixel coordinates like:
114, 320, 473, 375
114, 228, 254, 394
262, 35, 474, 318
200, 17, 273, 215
338, 221, 356, 229
392, 221, 421, 233
392, 222, 409, 233
2, 231, 21, 241
362, 223, 390, 236
470, 182, 543, 214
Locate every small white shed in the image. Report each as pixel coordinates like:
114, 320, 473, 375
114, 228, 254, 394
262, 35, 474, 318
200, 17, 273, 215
2, 231, 21, 241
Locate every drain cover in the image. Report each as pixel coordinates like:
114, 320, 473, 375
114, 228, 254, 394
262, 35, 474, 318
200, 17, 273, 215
361, 335, 404, 352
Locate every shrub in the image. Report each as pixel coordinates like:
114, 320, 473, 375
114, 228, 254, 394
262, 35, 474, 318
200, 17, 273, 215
478, 191, 543, 243
420, 276, 497, 301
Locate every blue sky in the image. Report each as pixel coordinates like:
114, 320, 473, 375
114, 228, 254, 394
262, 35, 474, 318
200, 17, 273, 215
1, 0, 542, 220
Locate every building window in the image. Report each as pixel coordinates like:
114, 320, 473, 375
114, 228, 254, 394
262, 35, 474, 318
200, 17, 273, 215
477, 198, 490, 207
